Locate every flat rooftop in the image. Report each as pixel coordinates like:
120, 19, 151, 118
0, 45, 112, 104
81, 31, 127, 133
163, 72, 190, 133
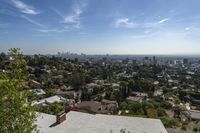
189, 110, 200, 120
36, 111, 167, 133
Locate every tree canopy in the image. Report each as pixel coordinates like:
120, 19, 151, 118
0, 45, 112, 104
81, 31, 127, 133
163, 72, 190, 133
0, 48, 37, 133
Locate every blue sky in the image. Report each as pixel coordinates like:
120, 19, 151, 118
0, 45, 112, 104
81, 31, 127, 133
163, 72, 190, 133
0, 0, 200, 55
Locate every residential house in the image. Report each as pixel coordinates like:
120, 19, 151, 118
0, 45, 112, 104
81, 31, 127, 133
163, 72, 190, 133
32, 95, 65, 106
30, 88, 46, 95
36, 111, 168, 133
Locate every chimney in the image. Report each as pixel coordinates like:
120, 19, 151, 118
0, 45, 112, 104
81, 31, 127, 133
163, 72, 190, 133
56, 111, 66, 124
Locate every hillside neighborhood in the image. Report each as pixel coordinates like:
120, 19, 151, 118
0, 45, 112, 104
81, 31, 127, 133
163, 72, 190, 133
1, 51, 200, 132
1, 0, 200, 132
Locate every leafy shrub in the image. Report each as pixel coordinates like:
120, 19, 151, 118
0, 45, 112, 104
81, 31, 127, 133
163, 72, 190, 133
160, 117, 178, 128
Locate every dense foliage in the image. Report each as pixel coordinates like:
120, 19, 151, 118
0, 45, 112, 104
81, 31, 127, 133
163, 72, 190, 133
0, 48, 37, 133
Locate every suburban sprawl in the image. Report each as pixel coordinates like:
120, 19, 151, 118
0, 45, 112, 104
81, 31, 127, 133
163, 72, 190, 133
0, 51, 200, 133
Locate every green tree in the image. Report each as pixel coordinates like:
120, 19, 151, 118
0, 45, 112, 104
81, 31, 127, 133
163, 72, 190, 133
128, 102, 143, 114
0, 48, 37, 133
120, 81, 128, 98
127, 79, 135, 90
0, 52, 6, 63
69, 73, 85, 89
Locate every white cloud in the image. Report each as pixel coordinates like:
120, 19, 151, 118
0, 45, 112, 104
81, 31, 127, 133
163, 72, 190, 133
114, 18, 137, 28
185, 27, 190, 31
129, 35, 151, 39
21, 15, 68, 33
158, 18, 169, 24
53, 1, 87, 29
11, 0, 39, 15
51, 8, 64, 18
38, 28, 68, 33
127, 31, 158, 39
143, 18, 170, 28
21, 15, 46, 28
113, 17, 170, 29
62, 8, 83, 28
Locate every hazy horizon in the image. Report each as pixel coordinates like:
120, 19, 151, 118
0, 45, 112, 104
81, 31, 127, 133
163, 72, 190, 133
1, 0, 200, 55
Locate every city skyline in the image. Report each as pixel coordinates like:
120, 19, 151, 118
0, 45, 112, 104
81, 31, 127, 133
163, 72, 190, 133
1, 0, 200, 55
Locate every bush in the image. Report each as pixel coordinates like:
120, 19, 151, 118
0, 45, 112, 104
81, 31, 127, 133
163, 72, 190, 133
146, 108, 158, 118
157, 107, 166, 117
193, 127, 198, 132
160, 117, 178, 128
181, 125, 186, 131
120, 102, 128, 110
149, 100, 160, 108
128, 102, 142, 114
36, 102, 66, 115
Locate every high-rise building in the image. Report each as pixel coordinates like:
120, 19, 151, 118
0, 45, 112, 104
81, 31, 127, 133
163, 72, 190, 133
183, 58, 188, 64
153, 56, 156, 62
153, 56, 156, 64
